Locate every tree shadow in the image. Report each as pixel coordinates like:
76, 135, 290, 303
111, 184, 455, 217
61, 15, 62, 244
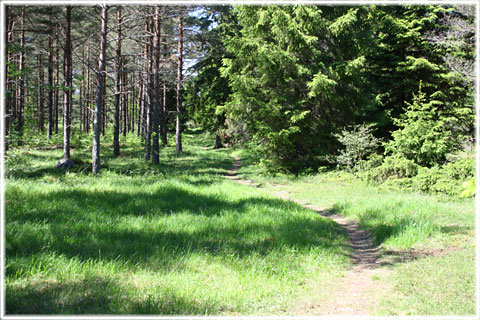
6, 185, 347, 274
6, 143, 235, 181
6, 275, 221, 314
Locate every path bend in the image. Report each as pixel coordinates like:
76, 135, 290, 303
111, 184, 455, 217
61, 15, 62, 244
225, 155, 391, 315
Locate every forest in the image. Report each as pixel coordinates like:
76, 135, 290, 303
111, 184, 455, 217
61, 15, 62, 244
4, 4, 476, 316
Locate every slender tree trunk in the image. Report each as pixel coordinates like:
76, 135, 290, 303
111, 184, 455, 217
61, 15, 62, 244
162, 81, 167, 145
102, 75, 106, 136
37, 54, 45, 132
131, 72, 135, 133
176, 14, 183, 155
113, 6, 122, 157
122, 58, 128, 137
16, 7, 25, 145
93, 5, 108, 174
80, 47, 84, 132
47, 35, 54, 140
5, 6, 13, 150
63, 6, 73, 159
152, 7, 161, 164
161, 32, 168, 146
137, 76, 143, 137
144, 19, 152, 160
55, 27, 60, 135
85, 45, 90, 133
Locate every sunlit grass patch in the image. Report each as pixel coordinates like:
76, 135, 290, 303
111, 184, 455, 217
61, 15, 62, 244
380, 248, 475, 315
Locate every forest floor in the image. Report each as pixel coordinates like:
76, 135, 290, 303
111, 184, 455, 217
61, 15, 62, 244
4, 131, 476, 315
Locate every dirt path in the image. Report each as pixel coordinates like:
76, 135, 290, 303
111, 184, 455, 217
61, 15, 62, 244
225, 156, 391, 315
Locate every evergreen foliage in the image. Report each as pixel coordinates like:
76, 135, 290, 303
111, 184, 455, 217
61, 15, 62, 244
385, 82, 458, 167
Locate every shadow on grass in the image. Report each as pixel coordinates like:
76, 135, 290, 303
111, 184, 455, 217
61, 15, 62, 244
6, 184, 347, 272
6, 183, 347, 314
6, 275, 219, 314
7, 145, 234, 182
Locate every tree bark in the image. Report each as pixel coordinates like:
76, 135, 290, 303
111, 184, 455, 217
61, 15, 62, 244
85, 45, 90, 133
137, 76, 143, 137
80, 47, 84, 132
176, 14, 184, 156
37, 54, 45, 132
93, 5, 108, 174
47, 35, 54, 140
113, 6, 122, 157
55, 26, 60, 135
161, 28, 168, 146
16, 7, 25, 145
144, 19, 152, 160
102, 75, 106, 136
63, 6, 72, 159
131, 72, 135, 133
5, 6, 13, 150
152, 7, 161, 164
122, 57, 128, 136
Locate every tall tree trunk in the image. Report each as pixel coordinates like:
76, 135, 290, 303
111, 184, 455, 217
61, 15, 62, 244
85, 45, 90, 133
144, 19, 152, 160
55, 26, 60, 135
152, 7, 161, 164
137, 76, 143, 137
5, 6, 13, 151
63, 6, 72, 160
176, 14, 183, 155
16, 7, 25, 145
161, 32, 168, 146
47, 35, 54, 140
131, 72, 135, 133
102, 75, 106, 136
113, 6, 122, 157
37, 54, 45, 133
122, 58, 128, 136
93, 5, 108, 174
162, 81, 167, 145
80, 46, 84, 132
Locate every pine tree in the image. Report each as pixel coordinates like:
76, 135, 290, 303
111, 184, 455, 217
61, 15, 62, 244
93, 5, 108, 174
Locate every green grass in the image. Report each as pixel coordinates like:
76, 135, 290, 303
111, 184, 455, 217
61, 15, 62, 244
6, 133, 475, 315
235, 148, 476, 315
381, 248, 475, 315
5, 132, 349, 315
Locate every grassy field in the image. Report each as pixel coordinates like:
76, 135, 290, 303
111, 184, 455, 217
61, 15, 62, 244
5, 132, 350, 315
5, 132, 475, 315
235, 149, 476, 315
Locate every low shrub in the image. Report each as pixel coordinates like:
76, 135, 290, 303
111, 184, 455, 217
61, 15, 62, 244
359, 155, 474, 198
460, 178, 475, 198
411, 158, 475, 196
362, 155, 418, 183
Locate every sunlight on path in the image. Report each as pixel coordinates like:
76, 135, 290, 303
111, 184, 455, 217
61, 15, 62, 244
226, 156, 393, 315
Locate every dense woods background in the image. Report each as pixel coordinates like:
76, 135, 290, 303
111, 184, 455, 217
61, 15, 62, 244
4, 4, 476, 196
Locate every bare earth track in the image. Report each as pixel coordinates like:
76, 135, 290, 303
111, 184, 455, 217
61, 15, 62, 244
225, 156, 391, 315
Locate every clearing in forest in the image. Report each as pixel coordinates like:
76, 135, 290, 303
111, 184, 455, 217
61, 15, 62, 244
5, 133, 475, 315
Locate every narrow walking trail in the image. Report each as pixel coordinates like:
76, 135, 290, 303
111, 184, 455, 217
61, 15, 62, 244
225, 156, 391, 315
